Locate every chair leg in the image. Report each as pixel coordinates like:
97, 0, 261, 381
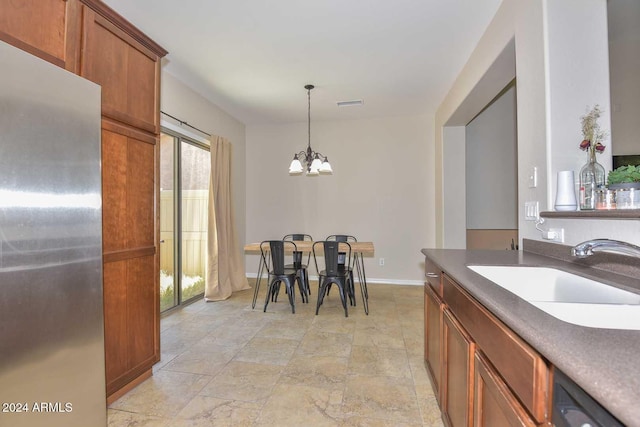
299, 268, 310, 300
295, 271, 307, 304
264, 279, 277, 312
284, 277, 296, 314
348, 270, 355, 306
303, 268, 310, 296
316, 278, 329, 315
271, 282, 281, 302
337, 279, 349, 318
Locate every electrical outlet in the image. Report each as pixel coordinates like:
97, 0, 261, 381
543, 228, 565, 243
524, 201, 539, 221
379, 258, 384, 266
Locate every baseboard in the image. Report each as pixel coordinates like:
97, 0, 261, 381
106, 368, 152, 405
245, 273, 423, 286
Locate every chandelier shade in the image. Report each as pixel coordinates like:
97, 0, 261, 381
288, 84, 332, 176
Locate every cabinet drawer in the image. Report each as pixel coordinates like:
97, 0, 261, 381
425, 258, 442, 297
442, 274, 549, 423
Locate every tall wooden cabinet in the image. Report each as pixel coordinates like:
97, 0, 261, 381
0, 0, 167, 402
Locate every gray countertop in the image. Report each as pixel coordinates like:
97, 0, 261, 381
421, 247, 640, 426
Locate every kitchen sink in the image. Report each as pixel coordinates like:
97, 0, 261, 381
467, 265, 640, 330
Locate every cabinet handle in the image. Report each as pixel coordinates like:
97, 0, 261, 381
425, 272, 439, 278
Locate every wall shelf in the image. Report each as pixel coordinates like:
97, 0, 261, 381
540, 209, 640, 220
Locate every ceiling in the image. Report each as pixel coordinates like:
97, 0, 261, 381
102, 0, 502, 125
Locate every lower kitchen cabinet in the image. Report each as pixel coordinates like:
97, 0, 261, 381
442, 309, 475, 427
423, 259, 551, 427
474, 352, 536, 427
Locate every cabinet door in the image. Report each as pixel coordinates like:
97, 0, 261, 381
442, 309, 475, 427
101, 120, 157, 254
80, 7, 161, 134
0, 0, 81, 70
474, 352, 537, 427
425, 284, 443, 402
104, 255, 158, 396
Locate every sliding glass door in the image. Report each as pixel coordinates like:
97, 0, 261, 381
160, 131, 211, 312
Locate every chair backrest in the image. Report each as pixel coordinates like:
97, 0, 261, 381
283, 234, 312, 265
260, 240, 297, 275
283, 233, 313, 242
313, 240, 351, 277
326, 234, 357, 243
325, 235, 357, 266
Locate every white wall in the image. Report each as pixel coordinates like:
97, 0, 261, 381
608, 0, 640, 155
466, 85, 518, 230
160, 71, 247, 259
442, 126, 466, 248
545, 0, 612, 210
245, 114, 434, 284
436, 0, 640, 248
435, 1, 519, 248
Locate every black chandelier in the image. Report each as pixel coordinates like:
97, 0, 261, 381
288, 84, 332, 175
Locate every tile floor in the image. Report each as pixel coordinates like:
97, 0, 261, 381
108, 282, 443, 426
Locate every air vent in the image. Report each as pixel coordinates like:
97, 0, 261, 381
337, 99, 364, 107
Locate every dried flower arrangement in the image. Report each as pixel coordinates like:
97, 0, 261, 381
579, 104, 607, 155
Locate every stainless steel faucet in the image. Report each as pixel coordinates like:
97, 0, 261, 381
571, 239, 640, 258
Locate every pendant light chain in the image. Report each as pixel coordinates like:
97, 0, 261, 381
307, 87, 311, 150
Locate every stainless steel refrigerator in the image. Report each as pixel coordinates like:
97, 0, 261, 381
0, 42, 106, 426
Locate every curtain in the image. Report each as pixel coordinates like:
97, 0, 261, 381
205, 136, 249, 301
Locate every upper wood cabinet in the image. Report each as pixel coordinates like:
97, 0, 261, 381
80, 5, 164, 134
0, 0, 81, 70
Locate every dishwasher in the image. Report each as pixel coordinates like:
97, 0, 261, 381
552, 369, 624, 427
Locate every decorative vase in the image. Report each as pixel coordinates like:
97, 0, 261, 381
579, 148, 605, 210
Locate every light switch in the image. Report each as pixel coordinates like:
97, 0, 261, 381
525, 201, 539, 221
528, 167, 538, 188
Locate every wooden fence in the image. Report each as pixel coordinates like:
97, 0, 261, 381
160, 190, 209, 277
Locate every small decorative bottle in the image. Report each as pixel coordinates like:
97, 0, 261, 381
579, 146, 605, 210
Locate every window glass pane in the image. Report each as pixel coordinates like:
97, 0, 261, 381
160, 133, 177, 311
180, 142, 210, 302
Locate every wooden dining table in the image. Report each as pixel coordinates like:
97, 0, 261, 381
244, 241, 374, 314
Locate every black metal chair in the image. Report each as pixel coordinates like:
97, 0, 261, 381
313, 240, 352, 317
326, 235, 357, 304
283, 234, 313, 299
326, 234, 369, 315
259, 240, 306, 313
